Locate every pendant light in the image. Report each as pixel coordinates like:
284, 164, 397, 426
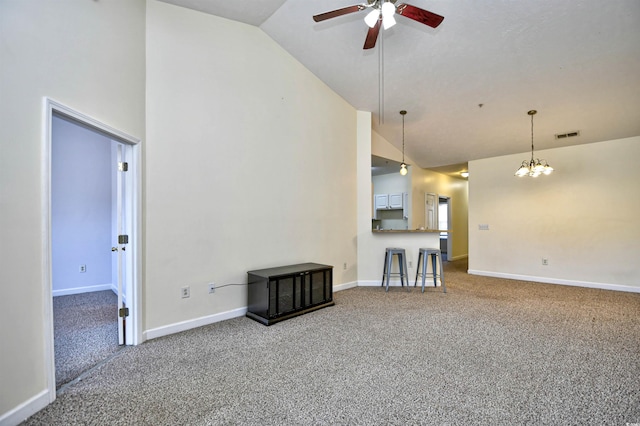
515, 110, 554, 177
399, 110, 408, 175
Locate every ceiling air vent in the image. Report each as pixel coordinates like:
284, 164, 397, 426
555, 131, 580, 140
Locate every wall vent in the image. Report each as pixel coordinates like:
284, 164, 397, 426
555, 130, 580, 140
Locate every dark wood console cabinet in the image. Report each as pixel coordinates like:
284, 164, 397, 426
246, 263, 334, 325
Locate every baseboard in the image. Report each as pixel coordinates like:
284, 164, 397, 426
144, 281, 358, 340
0, 389, 50, 426
144, 307, 248, 341
52, 283, 114, 297
334, 281, 358, 292
468, 270, 640, 293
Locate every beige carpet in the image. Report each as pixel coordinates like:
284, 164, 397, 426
25, 259, 640, 425
53, 290, 121, 389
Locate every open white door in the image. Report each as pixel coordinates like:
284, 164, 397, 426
113, 142, 136, 345
425, 192, 438, 230
114, 144, 126, 345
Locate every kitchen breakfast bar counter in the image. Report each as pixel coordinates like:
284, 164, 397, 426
363, 229, 450, 288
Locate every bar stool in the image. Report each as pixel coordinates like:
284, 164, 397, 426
381, 247, 410, 292
414, 248, 447, 293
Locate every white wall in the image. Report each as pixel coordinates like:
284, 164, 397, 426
52, 115, 113, 295
468, 136, 640, 291
0, 0, 145, 421
144, 1, 358, 333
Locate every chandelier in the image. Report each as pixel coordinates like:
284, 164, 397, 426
515, 110, 554, 177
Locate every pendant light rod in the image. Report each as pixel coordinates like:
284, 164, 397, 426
529, 109, 536, 162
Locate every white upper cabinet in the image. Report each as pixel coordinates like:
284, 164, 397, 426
374, 193, 404, 210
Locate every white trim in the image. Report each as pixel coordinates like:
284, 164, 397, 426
144, 307, 249, 341
333, 281, 358, 292
468, 270, 640, 293
52, 284, 114, 297
41, 98, 56, 403
0, 389, 50, 426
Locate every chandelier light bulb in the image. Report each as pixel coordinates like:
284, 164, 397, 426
364, 9, 380, 28
381, 1, 396, 18
383, 14, 396, 30
400, 163, 408, 175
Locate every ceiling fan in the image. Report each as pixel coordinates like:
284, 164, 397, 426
313, 0, 444, 49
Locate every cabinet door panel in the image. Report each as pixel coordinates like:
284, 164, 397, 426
268, 279, 278, 316
374, 194, 389, 210
389, 192, 403, 209
311, 271, 325, 304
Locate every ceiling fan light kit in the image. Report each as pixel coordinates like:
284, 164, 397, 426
313, 0, 444, 49
515, 110, 554, 178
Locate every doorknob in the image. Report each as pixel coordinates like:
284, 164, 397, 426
112, 247, 118, 252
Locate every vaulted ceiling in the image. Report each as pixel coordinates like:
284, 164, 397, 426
159, 0, 640, 174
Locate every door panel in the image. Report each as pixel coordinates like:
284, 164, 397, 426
425, 192, 437, 230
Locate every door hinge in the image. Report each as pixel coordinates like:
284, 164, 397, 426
118, 162, 128, 172
118, 234, 129, 244
119, 307, 129, 318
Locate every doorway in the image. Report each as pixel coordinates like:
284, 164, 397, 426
438, 196, 451, 260
43, 98, 141, 399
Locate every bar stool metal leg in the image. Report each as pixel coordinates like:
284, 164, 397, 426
438, 252, 447, 293
381, 251, 389, 289
414, 251, 422, 288
431, 253, 438, 288
385, 251, 394, 292
421, 252, 429, 293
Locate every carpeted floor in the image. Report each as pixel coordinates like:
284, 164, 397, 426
53, 290, 122, 389
26, 260, 640, 425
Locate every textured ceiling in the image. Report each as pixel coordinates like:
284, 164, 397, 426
158, 0, 640, 173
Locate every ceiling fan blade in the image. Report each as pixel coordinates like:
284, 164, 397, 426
313, 4, 366, 22
363, 18, 382, 49
396, 3, 444, 28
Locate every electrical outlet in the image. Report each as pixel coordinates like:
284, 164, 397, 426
79, 265, 86, 273
181, 286, 190, 298
208, 283, 215, 294
542, 258, 549, 266
343, 262, 347, 270
409, 260, 413, 268
479, 224, 490, 231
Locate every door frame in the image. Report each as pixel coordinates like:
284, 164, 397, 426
42, 97, 142, 401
